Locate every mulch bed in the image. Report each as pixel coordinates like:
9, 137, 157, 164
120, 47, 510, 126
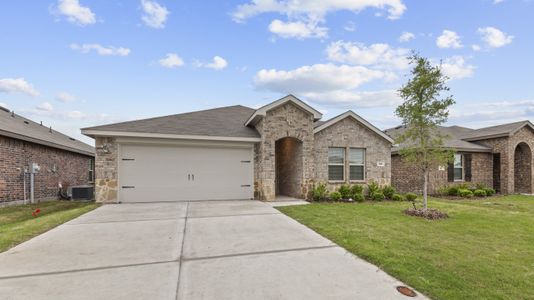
403, 207, 449, 220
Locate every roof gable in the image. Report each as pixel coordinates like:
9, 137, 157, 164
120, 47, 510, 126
244, 94, 322, 126
314, 111, 394, 143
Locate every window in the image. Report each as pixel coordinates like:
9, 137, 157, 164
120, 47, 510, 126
328, 148, 345, 181
349, 148, 365, 181
88, 159, 95, 182
454, 154, 463, 181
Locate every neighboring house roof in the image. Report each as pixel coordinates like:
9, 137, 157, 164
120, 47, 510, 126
244, 94, 322, 126
83, 105, 261, 142
314, 111, 394, 143
459, 120, 534, 141
0, 107, 94, 156
385, 125, 492, 153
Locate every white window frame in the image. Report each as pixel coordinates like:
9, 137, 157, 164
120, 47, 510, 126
349, 148, 366, 181
454, 154, 463, 181
328, 147, 345, 181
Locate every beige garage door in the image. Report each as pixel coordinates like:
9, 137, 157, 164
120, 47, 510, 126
119, 143, 254, 202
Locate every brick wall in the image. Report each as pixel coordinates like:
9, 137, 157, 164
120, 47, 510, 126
0, 135, 93, 204
314, 117, 391, 191
392, 152, 493, 194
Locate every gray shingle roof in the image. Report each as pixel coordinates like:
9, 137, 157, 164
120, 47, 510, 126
0, 108, 94, 156
385, 125, 492, 153
459, 120, 534, 141
83, 105, 260, 138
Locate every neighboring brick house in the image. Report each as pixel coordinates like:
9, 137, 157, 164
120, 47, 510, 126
386, 121, 534, 195
0, 107, 95, 205
82, 95, 393, 203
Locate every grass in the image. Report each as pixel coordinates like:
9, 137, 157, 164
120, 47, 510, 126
278, 195, 534, 300
0, 201, 99, 253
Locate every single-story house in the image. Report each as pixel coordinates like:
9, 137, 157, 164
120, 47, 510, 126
0, 106, 95, 205
82, 95, 393, 203
385, 121, 534, 194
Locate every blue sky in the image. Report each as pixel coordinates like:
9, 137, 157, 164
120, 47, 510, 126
0, 0, 532, 145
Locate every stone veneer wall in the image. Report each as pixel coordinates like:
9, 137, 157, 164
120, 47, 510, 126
94, 136, 118, 203
391, 152, 493, 194
508, 126, 534, 193
314, 117, 391, 191
0, 135, 93, 204
253, 102, 315, 201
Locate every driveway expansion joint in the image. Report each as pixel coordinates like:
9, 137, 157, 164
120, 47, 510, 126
175, 202, 190, 300
0, 260, 178, 281
187, 212, 280, 219
182, 245, 338, 262
65, 217, 184, 225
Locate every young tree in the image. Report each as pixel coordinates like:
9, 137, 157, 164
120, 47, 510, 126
395, 53, 455, 210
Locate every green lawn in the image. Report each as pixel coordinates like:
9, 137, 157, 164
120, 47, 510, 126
0, 201, 99, 253
278, 195, 534, 300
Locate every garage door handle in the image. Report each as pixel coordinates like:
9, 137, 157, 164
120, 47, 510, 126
192, 174, 195, 181
122, 186, 135, 189
241, 185, 251, 187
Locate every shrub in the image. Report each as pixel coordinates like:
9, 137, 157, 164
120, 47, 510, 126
372, 192, 385, 201
382, 185, 396, 199
457, 182, 471, 190
392, 193, 405, 201
350, 184, 364, 195
352, 193, 365, 202
458, 189, 473, 198
405, 192, 418, 202
447, 186, 460, 196
367, 180, 381, 198
484, 187, 496, 196
312, 183, 329, 201
338, 184, 351, 199
330, 191, 342, 201
474, 189, 487, 197
436, 186, 449, 196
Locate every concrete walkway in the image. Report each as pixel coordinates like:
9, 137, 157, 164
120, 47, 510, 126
0, 201, 426, 300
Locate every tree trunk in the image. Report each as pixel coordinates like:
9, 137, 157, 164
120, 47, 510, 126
423, 169, 429, 210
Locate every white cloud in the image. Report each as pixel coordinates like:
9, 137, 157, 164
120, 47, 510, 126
436, 30, 463, 49
268, 19, 327, 39
254, 63, 399, 108
158, 53, 185, 68
304, 90, 402, 108
399, 31, 415, 42
70, 43, 131, 56
493, 0, 504, 4
343, 21, 356, 32
233, 0, 405, 40
0, 78, 39, 96
440, 56, 475, 80
55, 92, 76, 103
232, 0, 407, 22
36, 102, 54, 112
471, 44, 481, 51
55, 0, 96, 26
140, 0, 169, 29
196, 56, 228, 70
255, 64, 391, 93
477, 26, 513, 48
326, 41, 410, 70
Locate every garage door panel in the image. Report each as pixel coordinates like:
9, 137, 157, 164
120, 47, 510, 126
119, 144, 253, 203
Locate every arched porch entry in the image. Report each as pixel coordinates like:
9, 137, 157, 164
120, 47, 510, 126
275, 137, 303, 198
514, 142, 532, 193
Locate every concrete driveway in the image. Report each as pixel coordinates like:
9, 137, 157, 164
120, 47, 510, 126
0, 201, 425, 300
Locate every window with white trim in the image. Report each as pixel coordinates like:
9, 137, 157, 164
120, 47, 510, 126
349, 148, 365, 181
328, 148, 345, 181
454, 154, 463, 181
